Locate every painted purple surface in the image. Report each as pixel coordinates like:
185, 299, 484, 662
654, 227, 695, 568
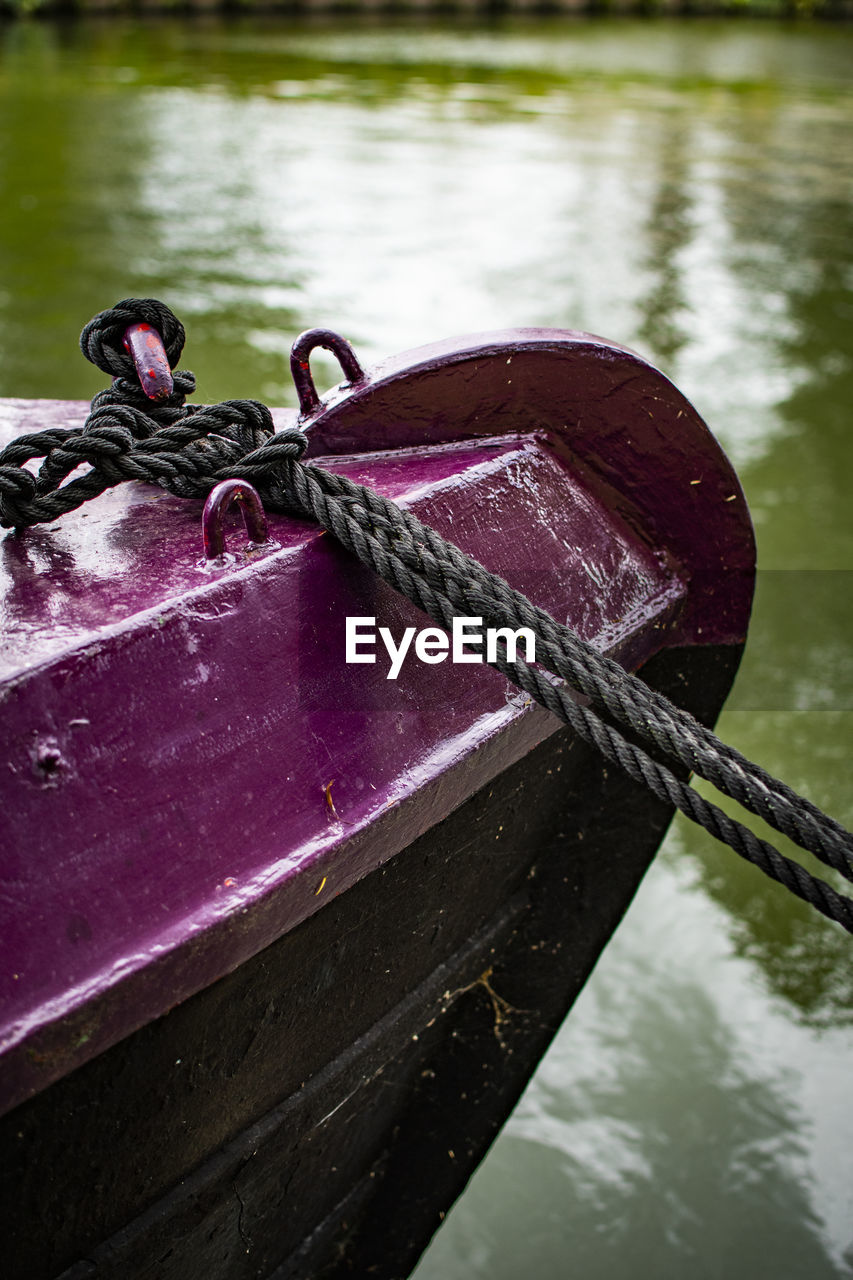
0, 331, 754, 1117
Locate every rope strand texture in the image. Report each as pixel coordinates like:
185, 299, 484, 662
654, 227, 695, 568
284, 463, 853, 935
1, 299, 851, 933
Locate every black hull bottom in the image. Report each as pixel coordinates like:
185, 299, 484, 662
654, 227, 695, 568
4, 644, 742, 1280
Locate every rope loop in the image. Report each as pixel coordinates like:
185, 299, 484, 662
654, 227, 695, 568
80, 298, 186, 381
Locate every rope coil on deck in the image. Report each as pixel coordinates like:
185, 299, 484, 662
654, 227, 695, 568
2, 299, 852, 934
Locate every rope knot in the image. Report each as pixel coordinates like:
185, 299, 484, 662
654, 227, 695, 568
0, 464, 38, 526
79, 299, 186, 381
201, 399, 278, 455
242, 426, 309, 468
90, 369, 197, 422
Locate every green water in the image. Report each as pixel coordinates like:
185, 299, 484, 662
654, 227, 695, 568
1, 14, 851, 1276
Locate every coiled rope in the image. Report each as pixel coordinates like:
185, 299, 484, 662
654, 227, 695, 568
2, 299, 852, 933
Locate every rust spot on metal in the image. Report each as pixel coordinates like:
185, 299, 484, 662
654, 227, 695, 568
323, 779, 340, 821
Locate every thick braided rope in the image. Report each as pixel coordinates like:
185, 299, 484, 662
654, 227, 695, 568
0, 343, 304, 531
0, 416, 309, 528
390, 502, 848, 858
283, 462, 853, 934
333, 483, 853, 875
282, 464, 853, 884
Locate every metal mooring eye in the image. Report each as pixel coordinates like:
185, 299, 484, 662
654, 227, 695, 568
290, 327, 366, 417
202, 479, 270, 561
122, 322, 174, 401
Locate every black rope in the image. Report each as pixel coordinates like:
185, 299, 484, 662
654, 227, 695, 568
280, 463, 853, 935
2, 299, 852, 934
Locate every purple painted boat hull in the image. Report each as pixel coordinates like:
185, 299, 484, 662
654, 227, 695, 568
0, 330, 754, 1279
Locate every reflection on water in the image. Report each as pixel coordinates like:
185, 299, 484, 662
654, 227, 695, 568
415, 844, 853, 1279
1, 14, 851, 1276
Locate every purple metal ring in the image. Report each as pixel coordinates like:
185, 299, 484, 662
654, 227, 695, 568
122, 322, 174, 401
290, 328, 366, 417
202, 479, 269, 561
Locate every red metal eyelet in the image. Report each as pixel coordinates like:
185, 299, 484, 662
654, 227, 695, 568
290, 328, 366, 417
202, 479, 270, 561
122, 322, 174, 401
